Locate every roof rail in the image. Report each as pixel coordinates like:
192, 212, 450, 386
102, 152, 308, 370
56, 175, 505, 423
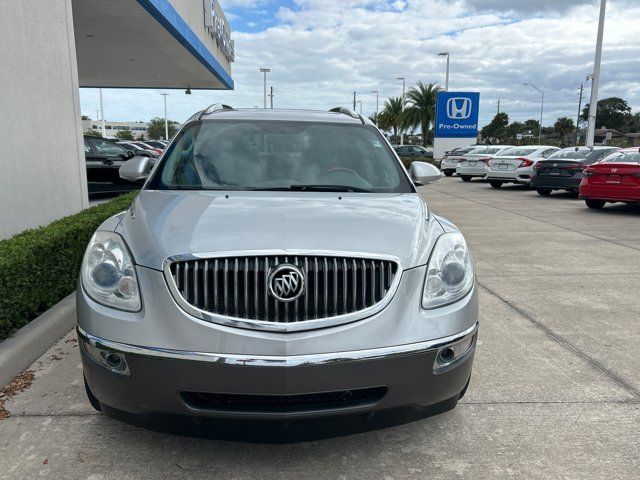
329, 107, 365, 124
197, 104, 234, 121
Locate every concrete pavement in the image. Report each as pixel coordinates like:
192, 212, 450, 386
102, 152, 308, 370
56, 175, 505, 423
1, 177, 639, 479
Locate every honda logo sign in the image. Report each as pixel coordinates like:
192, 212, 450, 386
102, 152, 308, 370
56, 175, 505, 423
435, 92, 480, 138
446, 97, 473, 120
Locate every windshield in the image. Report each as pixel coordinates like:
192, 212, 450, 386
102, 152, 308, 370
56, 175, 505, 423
497, 147, 537, 157
601, 151, 640, 164
147, 121, 413, 192
547, 148, 590, 160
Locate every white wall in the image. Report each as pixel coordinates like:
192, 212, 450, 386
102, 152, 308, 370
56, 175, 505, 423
0, 0, 88, 239
433, 137, 478, 161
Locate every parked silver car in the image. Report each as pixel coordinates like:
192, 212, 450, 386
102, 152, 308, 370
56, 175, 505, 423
485, 145, 560, 188
456, 145, 513, 181
440, 146, 477, 177
77, 106, 478, 433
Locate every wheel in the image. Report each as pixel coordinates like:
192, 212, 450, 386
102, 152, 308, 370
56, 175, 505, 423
444, 171, 454, 177
585, 199, 605, 209
461, 176, 472, 182
84, 376, 102, 412
489, 180, 503, 189
536, 188, 552, 196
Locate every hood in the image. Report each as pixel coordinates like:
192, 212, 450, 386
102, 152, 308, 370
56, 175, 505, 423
116, 190, 433, 270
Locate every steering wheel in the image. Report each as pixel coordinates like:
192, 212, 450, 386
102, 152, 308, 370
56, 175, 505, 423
319, 167, 362, 178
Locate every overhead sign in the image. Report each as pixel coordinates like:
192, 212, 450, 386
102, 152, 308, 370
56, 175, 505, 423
435, 92, 480, 138
204, 0, 235, 62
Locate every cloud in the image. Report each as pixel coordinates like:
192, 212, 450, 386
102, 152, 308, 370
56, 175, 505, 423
80, 0, 640, 129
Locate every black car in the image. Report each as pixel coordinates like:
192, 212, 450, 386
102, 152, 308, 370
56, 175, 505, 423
394, 145, 433, 158
84, 136, 136, 184
531, 146, 620, 196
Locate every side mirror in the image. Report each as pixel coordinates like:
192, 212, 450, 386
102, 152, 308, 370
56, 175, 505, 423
410, 161, 442, 185
119, 156, 155, 182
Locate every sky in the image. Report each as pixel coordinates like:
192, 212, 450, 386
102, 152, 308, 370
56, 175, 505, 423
79, 0, 640, 129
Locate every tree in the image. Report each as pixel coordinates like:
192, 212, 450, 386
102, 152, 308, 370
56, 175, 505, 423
581, 97, 632, 130
135, 134, 146, 141
481, 112, 509, 140
146, 117, 178, 140
84, 129, 101, 137
115, 130, 134, 140
81, 115, 90, 120
401, 82, 442, 147
506, 121, 525, 139
554, 117, 574, 142
368, 112, 382, 128
523, 119, 540, 134
378, 97, 404, 140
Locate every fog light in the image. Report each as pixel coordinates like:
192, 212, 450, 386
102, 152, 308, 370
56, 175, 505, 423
82, 340, 129, 375
434, 332, 476, 373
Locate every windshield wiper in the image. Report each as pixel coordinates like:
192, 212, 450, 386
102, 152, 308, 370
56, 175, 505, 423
247, 184, 371, 192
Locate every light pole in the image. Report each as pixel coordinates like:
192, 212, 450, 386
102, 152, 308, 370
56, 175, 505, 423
586, 0, 607, 147
259, 68, 270, 109
438, 52, 450, 91
99, 88, 106, 137
524, 83, 544, 144
160, 93, 169, 140
397, 77, 405, 145
371, 90, 379, 125
269, 86, 274, 109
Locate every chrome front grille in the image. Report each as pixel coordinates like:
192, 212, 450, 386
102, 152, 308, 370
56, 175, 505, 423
166, 254, 399, 328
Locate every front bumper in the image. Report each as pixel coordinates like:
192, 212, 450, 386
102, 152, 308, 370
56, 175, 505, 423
79, 322, 477, 421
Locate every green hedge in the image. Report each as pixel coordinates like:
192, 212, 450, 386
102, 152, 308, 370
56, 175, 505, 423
0, 192, 137, 341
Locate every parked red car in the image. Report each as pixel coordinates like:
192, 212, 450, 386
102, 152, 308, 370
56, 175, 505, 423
579, 148, 640, 209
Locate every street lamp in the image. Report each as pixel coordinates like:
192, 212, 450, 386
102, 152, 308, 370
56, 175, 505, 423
371, 90, 379, 125
160, 93, 169, 140
523, 83, 544, 144
259, 68, 270, 109
438, 52, 450, 91
397, 77, 406, 145
99, 88, 105, 137
586, 0, 607, 147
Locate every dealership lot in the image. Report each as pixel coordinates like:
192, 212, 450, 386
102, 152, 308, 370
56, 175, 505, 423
1, 177, 639, 479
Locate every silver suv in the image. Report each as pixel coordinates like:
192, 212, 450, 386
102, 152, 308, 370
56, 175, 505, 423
77, 106, 478, 432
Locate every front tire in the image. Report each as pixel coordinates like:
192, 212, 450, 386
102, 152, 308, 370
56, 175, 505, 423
444, 171, 454, 177
489, 180, 503, 189
536, 187, 552, 196
585, 199, 606, 209
461, 176, 472, 182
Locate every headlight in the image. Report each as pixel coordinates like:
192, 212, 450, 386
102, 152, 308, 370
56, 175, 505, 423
422, 232, 474, 309
81, 231, 141, 311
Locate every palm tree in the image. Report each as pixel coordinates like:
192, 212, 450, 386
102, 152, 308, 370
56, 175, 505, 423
402, 82, 442, 147
554, 117, 574, 145
379, 97, 404, 141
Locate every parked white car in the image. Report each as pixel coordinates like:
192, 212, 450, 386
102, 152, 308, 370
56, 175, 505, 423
440, 146, 477, 176
456, 146, 513, 181
485, 146, 560, 188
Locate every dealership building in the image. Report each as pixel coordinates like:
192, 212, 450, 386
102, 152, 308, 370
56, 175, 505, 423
0, 0, 234, 239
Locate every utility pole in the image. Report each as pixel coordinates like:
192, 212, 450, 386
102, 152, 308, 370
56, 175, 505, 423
160, 93, 169, 140
99, 88, 106, 137
586, 0, 607, 147
496, 99, 501, 115
269, 86, 274, 109
524, 83, 544, 144
371, 90, 379, 125
397, 77, 406, 145
259, 68, 270, 109
576, 83, 584, 145
353, 91, 357, 111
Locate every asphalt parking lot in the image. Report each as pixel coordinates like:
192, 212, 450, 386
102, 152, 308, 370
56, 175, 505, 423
1, 177, 639, 479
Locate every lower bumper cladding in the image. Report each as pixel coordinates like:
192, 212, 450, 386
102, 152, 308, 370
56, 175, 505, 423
78, 322, 478, 421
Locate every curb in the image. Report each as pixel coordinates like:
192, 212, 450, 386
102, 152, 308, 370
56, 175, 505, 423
0, 292, 76, 388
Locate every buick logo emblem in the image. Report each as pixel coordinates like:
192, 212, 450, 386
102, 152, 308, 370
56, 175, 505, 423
446, 97, 472, 120
268, 264, 305, 302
